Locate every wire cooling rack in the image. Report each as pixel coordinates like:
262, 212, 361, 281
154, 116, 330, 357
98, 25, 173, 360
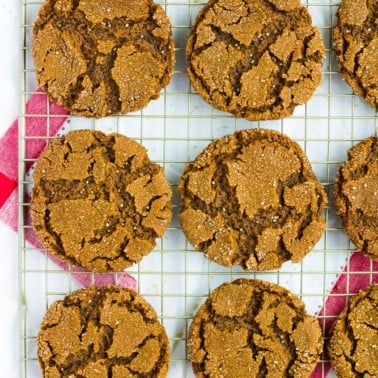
19, 1, 378, 377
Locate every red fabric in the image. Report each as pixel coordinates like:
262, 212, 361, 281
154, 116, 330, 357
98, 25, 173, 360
311, 252, 378, 377
0, 172, 16, 208
0, 90, 136, 290
0, 89, 68, 182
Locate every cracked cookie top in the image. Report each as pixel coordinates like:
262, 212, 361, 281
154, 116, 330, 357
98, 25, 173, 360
188, 279, 322, 377
333, 0, 378, 110
32, 0, 174, 118
178, 128, 327, 271
334, 136, 378, 261
31, 129, 172, 272
328, 283, 378, 377
186, 0, 325, 120
37, 285, 170, 377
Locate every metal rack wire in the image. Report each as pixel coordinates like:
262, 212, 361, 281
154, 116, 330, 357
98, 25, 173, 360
19, 0, 377, 377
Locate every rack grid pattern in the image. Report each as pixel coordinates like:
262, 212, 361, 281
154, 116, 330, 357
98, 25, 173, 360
19, 1, 377, 377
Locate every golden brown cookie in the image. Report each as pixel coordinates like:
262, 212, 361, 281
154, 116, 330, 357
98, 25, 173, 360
37, 285, 170, 377
333, 0, 378, 110
32, 0, 174, 118
31, 129, 172, 272
178, 128, 327, 271
334, 137, 378, 261
186, 0, 325, 120
188, 279, 322, 378
328, 284, 378, 377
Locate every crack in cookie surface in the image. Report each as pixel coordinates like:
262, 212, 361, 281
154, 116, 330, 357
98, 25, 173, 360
31, 130, 172, 272
186, 0, 324, 120
178, 128, 327, 271
188, 279, 322, 378
32, 0, 174, 117
328, 284, 378, 377
333, 0, 378, 110
334, 136, 378, 261
37, 285, 170, 377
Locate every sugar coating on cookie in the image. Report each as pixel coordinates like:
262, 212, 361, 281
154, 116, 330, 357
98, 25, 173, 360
188, 279, 322, 377
37, 285, 170, 377
32, 0, 174, 118
333, 0, 378, 110
328, 284, 378, 377
31, 130, 172, 272
186, 0, 325, 120
334, 136, 378, 261
178, 128, 327, 271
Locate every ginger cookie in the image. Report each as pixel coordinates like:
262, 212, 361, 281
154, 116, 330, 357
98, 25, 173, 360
32, 0, 174, 118
333, 0, 378, 110
188, 279, 322, 378
334, 137, 378, 261
328, 284, 378, 377
186, 0, 325, 120
37, 285, 170, 377
31, 129, 172, 272
178, 128, 327, 271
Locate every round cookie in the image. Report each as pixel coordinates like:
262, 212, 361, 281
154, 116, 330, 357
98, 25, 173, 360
37, 285, 170, 377
333, 0, 378, 110
178, 128, 327, 271
188, 279, 322, 377
328, 284, 378, 377
334, 137, 378, 260
186, 0, 325, 120
31, 129, 172, 272
32, 0, 174, 118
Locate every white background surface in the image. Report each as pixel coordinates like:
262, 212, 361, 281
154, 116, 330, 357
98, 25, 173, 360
0, 0, 20, 376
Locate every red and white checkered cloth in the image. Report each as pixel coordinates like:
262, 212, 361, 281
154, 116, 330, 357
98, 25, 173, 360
1, 90, 377, 377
